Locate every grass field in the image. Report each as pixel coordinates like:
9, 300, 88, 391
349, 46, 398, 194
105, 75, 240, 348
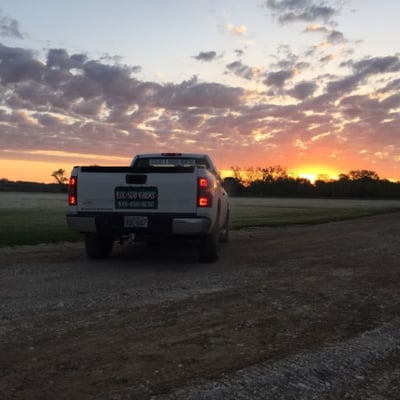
229, 197, 400, 228
1, 192, 400, 247
0, 192, 80, 247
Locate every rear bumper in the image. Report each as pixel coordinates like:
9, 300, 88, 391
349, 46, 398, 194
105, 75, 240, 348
66, 216, 96, 232
66, 213, 211, 236
172, 218, 210, 234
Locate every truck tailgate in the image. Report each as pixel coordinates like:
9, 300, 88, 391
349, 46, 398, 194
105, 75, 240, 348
76, 168, 198, 214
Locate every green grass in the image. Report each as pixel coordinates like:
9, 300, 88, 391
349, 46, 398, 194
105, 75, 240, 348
1, 193, 400, 247
0, 192, 80, 247
229, 197, 400, 229
0, 209, 81, 246
230, 206, 394, 228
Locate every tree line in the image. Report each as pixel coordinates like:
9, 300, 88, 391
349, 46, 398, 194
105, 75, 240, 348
223, 166, 400, 199
0, 179, 67, 193
2, 166, 400, 198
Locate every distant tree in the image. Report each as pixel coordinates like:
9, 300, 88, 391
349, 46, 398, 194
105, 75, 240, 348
244, 166, 258, 184
349, 169, 379, 181
226, 165, 400, 199
51, 168, 68, 185
260, 165, 288, 182
230, 166, 244, 183
230, 166, 254, 187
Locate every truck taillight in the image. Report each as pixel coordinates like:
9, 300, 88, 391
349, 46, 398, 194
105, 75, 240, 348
68, 176, 77, 206
197, 177, 212, 207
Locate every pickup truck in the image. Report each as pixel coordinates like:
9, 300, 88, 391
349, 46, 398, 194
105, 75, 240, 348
66, 153, 229, 262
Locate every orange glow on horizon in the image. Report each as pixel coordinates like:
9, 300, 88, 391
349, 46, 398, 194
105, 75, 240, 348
220, 166, 340, 184
1, 159, 398, 185
0, 153, 131, 184
0, 159, 77, 184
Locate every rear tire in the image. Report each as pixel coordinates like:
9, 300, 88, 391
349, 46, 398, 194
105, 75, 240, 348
198, 224, 219, 262
84, 233, 114, 260
219, 211, 229, 243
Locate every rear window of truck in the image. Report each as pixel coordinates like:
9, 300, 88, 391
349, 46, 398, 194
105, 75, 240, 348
134, 158, 209, 169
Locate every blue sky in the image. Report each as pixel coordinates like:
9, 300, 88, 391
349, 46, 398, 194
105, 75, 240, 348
1, 0, 400, 182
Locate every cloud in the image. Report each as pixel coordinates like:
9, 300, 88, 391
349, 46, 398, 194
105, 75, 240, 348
159, 77, 244, 109
0, 44, 246, 159
353, 56, 400, 75
0, 10, 23, 39
327, 29, 345, 44
380, 78, 400, 94
0, 37, 400, 179
265, 0, 337, 24
304, 24, 346, 44
319, 54, 335, 63
324, 55, 400, 99
47, 48, 87, 70
192, 51, 218, 62
234, 49, 244, 58
226, 61, 256, 80
289, 80, 318, 99
325, 74, 361, 97
226, 24, 247, 36
270, 44, 301, 69
0, 44, 43, 83
304, 24, 329, 34
264, 68, 296, 87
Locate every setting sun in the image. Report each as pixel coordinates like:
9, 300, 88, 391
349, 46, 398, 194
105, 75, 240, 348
298, 172, 318, 183
295, 167, 339, 184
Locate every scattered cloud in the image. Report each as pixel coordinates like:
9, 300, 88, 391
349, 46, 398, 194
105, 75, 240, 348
289, 80, 318, 99
226, 60, 257, 80
234, 49, 244, 58
327, 29, 345, 44
264, 68, 296, 88
0, 44, 245, 158
304, 24, 329, 34
353, 56, 400, 76
226, 23, 247, 36
0, 3, 399, 179
0, 10, 23, 39
265, 0, 338, 25
1, 38, 399, 173
304, 24, 346, 44
193, 51, 218, 62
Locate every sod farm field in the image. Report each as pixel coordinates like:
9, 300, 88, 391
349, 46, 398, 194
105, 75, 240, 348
1, 192, 400, 247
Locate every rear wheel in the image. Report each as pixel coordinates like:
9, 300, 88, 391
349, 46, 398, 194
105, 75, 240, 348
219, 211, 229, 243
198, 224, 219, 262
84, 233, 114, 259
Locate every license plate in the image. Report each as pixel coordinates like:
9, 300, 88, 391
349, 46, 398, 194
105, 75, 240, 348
124, 215, 148, 228
115, 187, 158, 209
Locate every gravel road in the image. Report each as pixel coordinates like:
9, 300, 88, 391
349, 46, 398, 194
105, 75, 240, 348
1, 213, 400, 399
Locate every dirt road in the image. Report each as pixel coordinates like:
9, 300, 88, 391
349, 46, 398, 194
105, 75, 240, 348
1, 213, 400, 399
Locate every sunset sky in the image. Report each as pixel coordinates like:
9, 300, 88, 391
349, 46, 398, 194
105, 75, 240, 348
0, 0, 400, 183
